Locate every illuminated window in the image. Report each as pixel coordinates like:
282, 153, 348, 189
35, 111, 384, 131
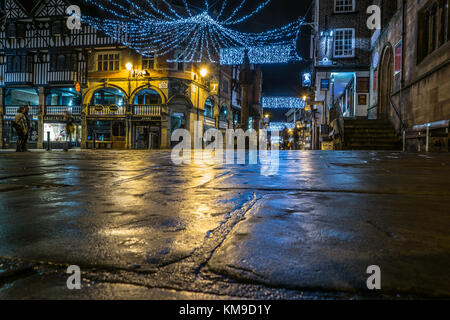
97, 54, 120, 71
334, 0, 354, 13
334, 28, 355, 58
142, 54, 154, 70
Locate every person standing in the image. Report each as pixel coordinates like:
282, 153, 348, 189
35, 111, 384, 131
21, 105, 31, 152
64, 111, 75, 151
13, 107, 27, 152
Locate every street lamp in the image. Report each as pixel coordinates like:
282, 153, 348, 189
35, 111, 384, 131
200, 67, 208, 78
126, 62, 133, 71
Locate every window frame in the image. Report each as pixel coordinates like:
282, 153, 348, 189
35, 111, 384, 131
97, 53, 120, 72
333, 28, 355, 58
334, 0, 355, 14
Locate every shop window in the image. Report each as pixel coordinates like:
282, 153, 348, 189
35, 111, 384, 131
91, 88, 125, 106
133, 88, 161, 105
5, 88, 39, 106
112, 121, 126, 137
204, 98, 214, 119
46, 88, 79, 106
417, 0, 449, 63
97, 54, 120, 71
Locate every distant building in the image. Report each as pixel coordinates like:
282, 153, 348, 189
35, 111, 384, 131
312, 0, 372, 121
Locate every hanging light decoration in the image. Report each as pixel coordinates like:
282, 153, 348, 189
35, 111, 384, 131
80, 0, 304, 64
262, 97, 306, 109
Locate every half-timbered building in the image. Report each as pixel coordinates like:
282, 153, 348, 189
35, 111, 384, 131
0, 0, 239, 150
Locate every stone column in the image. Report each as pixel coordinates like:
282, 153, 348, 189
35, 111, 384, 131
37, 87, 45, 149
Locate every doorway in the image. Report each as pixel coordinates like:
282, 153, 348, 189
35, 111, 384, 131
378, 47, 394, 120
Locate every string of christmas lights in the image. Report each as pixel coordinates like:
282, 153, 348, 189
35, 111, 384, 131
81, 0, 305, 64
268, 122, 297, 131
262, 97, 306, 109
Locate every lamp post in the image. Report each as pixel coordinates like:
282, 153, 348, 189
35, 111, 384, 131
126, 62, 133, 149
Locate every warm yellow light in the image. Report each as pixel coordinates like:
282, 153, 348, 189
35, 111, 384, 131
126, 63, 133, 71
302, 96, 307, 101
200, 68, 208, 77
265, 114, 269, 118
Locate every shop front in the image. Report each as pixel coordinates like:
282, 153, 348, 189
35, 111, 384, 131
2, 88, 40, 149
86, 87, 127, 149
131, 88, 162, 149
43, 88, 82, 149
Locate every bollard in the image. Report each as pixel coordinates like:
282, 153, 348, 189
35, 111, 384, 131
426, 126, 429, 152
47, 132, 51, 151
93, 130, 96, 150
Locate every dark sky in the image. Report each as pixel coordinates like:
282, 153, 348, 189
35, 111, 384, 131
206, 0, 314, 97
15, 0, 313, 98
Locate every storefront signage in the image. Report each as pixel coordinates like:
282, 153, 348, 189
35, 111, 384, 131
302, 73, 311, 87
109, 105, 119, 112
75, 82, 81, 92
159, 81, 168, 89
320, 79, 330, 91
395, 41, 402, 75
210, 81, 219, 94
94, 105, 104, 112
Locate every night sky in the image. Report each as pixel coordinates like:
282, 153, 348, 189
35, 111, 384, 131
15, 0, 313, 99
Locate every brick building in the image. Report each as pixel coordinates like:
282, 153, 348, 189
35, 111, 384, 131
312, 0, 372, 121
369, 0, 450, 151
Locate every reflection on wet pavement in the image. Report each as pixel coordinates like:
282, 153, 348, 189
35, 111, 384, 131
0, 150, 449, 299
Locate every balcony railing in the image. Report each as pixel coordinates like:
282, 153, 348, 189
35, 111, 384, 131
219, 120, 228, 130
88, 105, 126, 116
46, 105, 82, 116
204, 116, 216, 128
48, 71, 78, 84
4, 72, 33, 84
4, 105, 40, 116
133, 105, 161, 116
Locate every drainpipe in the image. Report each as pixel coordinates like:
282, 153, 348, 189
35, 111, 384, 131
400, 0, 407, 135
401, 0, 406, 88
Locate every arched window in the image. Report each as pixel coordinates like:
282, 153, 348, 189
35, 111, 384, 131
204, 98, 214, 119
91, 88, 125, 106
133, 88, 162, 105
219, 105, 228, 122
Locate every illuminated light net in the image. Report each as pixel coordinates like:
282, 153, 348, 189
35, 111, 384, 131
262, 97, 305, 109
81, 0, 305, 64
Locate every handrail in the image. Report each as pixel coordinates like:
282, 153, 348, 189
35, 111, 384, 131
388, 96, 406, 132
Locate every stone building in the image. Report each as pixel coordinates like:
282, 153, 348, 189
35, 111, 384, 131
312, 0, 372, 121
0, 0, 253, 150
369, 0, 450, 151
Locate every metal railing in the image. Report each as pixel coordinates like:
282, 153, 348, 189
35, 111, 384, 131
46, 105, 82, 115
204, 116, 216, 128
133, 105, 161, 116
389, 96, 406, 133
4, 105, 40, 116
88, 105, 126, 116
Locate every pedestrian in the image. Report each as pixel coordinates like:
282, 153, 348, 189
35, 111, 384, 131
21, 105, 31, 152
64, 111, 75, 151
13, 107, 27, 152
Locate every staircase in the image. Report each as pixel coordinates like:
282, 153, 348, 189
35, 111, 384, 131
342, 119, 401, 150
